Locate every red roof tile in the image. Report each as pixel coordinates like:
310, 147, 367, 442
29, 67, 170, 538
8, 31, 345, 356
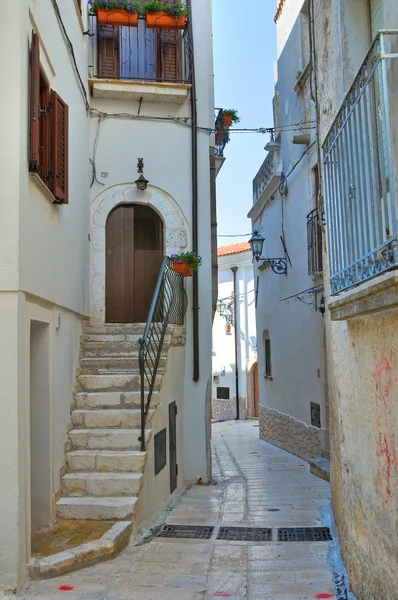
217, 242, 251, 257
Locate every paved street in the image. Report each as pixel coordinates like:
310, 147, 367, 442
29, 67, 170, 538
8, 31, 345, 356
22, 421, 336, 600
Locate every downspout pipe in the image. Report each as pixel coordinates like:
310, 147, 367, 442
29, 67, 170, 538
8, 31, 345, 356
187, 0, 200, 382
231, 266, 240, 420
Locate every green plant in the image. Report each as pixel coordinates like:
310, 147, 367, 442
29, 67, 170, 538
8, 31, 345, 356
171, 251, 202, 272
143, 0, 189, 17
88, 0, 139, 13
296, 70, 303, 80
223, 109, 240, 124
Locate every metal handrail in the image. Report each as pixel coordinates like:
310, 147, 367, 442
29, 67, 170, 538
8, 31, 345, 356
138, 257, 188, 451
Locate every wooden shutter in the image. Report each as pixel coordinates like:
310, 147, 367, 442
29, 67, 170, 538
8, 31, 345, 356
161, 30, 180, 81
98, 26, 120, 79
155, 0, 181, 81
50, 91, 69, 204
30, 31, 40, 172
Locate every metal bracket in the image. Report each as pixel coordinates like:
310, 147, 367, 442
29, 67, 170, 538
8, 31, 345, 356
256, 257, 287, 275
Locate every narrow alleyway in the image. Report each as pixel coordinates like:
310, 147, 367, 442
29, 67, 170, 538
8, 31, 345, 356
22, 421, 336, 600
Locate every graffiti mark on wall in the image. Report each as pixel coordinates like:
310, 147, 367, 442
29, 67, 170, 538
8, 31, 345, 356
376, 434, 397, 497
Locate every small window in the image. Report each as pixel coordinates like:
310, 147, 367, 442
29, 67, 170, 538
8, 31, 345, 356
264, 332, 272, 378
216, 387, 230, 400
29, 31, 69, 204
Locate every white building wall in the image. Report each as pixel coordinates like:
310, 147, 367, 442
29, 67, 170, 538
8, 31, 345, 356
212, 251, 256, 420
249, 0, 327, 460
0, 1, 90, 591
87, 1, 214, 483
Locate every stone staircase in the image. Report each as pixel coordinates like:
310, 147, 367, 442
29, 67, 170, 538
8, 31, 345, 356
56, 323, 169, 522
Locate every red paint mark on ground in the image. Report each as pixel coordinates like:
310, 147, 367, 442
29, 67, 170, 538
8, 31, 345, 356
215, 593, 231, 597
59, 586, 74, 591
315, 594, 333, 599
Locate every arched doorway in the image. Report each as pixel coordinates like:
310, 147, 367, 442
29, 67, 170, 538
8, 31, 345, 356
253, 362, 259, 418
105, 204, 163, 323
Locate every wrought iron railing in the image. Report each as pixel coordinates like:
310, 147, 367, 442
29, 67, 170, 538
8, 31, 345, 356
253, 149, 280, 204
307, 209, 323, 276
88, 17, 193, 84
323, 31, 398, 294
139, 257, 188, 452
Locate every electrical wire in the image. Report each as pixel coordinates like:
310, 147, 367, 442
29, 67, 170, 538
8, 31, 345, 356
90, 116, 106, 187
218, 233, 252, 238
50, 0, 90, 114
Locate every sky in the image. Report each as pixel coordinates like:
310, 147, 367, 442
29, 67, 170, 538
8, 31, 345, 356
212, 0, 277, 246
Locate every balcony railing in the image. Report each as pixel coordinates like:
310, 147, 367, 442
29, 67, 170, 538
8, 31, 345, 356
89, 17, 193, 84
323, 31, 398, 294
215, 109, 227, 158
253, 149, 280, 204
307, 209, 323, 276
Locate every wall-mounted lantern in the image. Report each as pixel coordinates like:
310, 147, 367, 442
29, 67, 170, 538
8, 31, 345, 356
135, 158, 149, 191
248, 230, 288, 275
216, 297, 234, 326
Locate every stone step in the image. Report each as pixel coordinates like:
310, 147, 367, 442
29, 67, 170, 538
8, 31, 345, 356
66, 450, 147, 472
309, 457, 330, 482
81, 333, 145, 343
82, 324, 147, 335
62, 472, 143, 497
78, 356, 167, 374
56, 496, 137, 520
76, 373, 162, 393
80, 340, 171, 358
82, 324, 173, 335
71, 409, 154, 429
69, 428, 150, 451
74, 391, 160, 410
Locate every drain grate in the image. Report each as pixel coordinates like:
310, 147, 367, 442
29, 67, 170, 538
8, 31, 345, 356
217, 527, 272, 542
157, 525, 214, 540
278, 527, 333, 542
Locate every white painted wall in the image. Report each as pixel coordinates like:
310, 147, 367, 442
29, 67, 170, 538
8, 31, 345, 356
88, 0, 214, 485
0, 1, 89, 591
212, 251, 257, 419
249, 1, 327, 432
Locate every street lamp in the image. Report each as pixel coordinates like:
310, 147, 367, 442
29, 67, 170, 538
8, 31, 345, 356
216, 297, 234, 326
216, 298, 227, 315
248, 230, 288, 275
264, 131, 281, 152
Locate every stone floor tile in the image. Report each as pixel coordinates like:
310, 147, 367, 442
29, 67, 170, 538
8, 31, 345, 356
22, 421, 337, 600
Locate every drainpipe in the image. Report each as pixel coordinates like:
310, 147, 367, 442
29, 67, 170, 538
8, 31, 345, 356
187, 0, 200, 382
231, 266, 240, 420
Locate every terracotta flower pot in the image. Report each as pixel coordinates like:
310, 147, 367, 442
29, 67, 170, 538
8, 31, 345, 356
222, 114, 233, 129
173, 260, 194, 277
97, 9, 139, 27
145, 12, 186, 30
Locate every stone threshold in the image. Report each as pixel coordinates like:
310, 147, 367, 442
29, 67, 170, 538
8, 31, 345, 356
309, 457, 330, 482
29, 521, 132, 580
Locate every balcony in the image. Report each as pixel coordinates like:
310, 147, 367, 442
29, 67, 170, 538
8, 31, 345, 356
323, 31, 398, 295
253, 148, 281, 205
88, 17, 192, 104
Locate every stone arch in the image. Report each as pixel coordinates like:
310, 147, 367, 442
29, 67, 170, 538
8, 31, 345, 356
91, 183, 189, 324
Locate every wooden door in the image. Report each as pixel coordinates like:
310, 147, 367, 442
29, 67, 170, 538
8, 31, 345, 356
253, 363, 259, 418
105, 204, 163, 323
169, 402, 178, 494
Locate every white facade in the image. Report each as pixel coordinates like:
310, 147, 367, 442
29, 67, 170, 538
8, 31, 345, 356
248, 0, 328, 461
0, 0, 216, 591
212, 247, 257, 421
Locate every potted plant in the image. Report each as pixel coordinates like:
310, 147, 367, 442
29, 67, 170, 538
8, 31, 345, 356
171, 252, 202, 277
222, 109, 240, 130
144, 0, 188, 30
88, 0, 139, 27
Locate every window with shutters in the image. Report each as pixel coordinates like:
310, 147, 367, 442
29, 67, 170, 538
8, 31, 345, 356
29, 31, 69, 204
97, 24, 182, 82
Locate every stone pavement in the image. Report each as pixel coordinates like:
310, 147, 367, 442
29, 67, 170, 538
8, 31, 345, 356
21, 421, 336, 600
